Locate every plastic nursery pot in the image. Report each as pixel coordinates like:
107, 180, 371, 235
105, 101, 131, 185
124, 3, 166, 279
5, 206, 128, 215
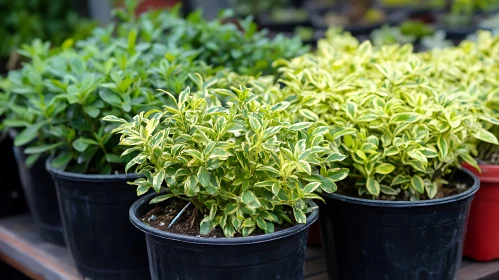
0, 133, 27, 217
46, 158, 150, 280
12, 146, 65, 245
130, 192, 318, 280
463, 163, 499, 261
319, 169, 478, 280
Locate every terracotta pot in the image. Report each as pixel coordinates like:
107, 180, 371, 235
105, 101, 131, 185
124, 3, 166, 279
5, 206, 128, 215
463, 163, 499, 261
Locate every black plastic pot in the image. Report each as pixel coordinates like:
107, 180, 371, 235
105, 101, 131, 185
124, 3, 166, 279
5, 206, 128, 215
130, 192, 318, 280
319, 169, 478, 280
46, 159, 150, 280
0, 133, 27, 217
12, 146, 65, 245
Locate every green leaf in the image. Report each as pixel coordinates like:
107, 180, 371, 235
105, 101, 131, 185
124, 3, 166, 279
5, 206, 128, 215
184, 175, 199, 196
299, 109, 319, 121
327, 168, 349, 181
289, 122, 312, 131
297, 160, 312, 175
479, 115, 499, 125
366, 177, 380, 196
14, 121, 48, 146
26, 154, 41, 168
256, 217, 268, 230
389, 113, 420, 123
242, 190, 261, 209
224, 203, 237, 215
249, 115, 262, 132
105, 154, 123, 163
200, 217, 212, 234
271, 101, 290, 112
99, 89, 122, 105
391, 175, 410, 185
272, 182, 281, 195
345, 101, 357, 120
411, 175, 425, 194
206, 106, 228, 114
198, 167, 211, 187
357, 113, 378, 122
24, 143, 63, 154
375, 163, 395, 175
408, 150, 427, 163
72, 138, 90, 152
330, 127, 357, 139
380, 185, 398, 195
325, 153, 346, 162
153, 171, 165, 192
320, 177, 337, 193
293, 208, 306, 224
473, 128, 499, 145
51, 152, 72, 169
178, 87, 190, 105
304, 182, 321, 193
383, 146, 399, 156
437, 135, 448, 159
425, 183, 437, 199
149, 194, 174, 204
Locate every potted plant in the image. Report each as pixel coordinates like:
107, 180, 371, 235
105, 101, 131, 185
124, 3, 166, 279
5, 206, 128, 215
3, 1, 310, 277
273, 30, 498, 279
2, 8, 203, 278
0, 45, 64, 242
420, 31, 499, 261
105, 85, 349, 279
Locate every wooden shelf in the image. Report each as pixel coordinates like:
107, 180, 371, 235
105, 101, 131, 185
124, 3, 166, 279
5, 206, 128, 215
2, 214, 499, 280
304, 247, 499, 280
0, 214, 81, 280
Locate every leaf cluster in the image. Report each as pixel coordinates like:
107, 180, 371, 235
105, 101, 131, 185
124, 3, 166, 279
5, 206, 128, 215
0, 3, 308, 174
272, 29, 498, 200
106, 86, 348, 237
0, 0, 96, 59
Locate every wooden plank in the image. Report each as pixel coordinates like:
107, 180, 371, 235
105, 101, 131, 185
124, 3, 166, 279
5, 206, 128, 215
0, 252, 44, 280
305, 272, 328, 280
0, 214, 82, 280
304, 254, 327, 278
457, 259, 499, 280
3, 214, 499, 280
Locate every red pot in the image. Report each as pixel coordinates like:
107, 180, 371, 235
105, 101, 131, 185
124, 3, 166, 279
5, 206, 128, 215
136, 0, 180, 15
463, 163, 499, 261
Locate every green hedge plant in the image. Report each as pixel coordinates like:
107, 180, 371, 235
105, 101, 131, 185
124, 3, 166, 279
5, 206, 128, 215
273, 30, 498, 200
419, 31, 499, 164
0, 3, 308, 174
105, 86, 348, 237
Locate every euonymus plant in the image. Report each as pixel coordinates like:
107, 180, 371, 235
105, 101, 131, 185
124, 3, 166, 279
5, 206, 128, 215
105, 86, 348, 237
272, 29, 498, 200
419, 31, 499, 164
0, 2, 308, 174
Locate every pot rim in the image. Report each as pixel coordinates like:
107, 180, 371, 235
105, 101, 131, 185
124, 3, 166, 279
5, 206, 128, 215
129, 192, 319, 245
45, 156, 140, 182
321, 168, 479, 208
463, 162, 499, 183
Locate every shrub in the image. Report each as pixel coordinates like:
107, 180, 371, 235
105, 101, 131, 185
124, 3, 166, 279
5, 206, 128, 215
0, 4, 308, 174
272, 30, 498, 200
105, 86, 348, 237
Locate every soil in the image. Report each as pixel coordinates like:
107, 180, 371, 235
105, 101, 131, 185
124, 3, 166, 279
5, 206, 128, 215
142, 199, 296, 238
336, 175, 470, 201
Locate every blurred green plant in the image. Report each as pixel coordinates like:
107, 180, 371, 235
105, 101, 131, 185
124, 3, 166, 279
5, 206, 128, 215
0, 0, 96, 64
